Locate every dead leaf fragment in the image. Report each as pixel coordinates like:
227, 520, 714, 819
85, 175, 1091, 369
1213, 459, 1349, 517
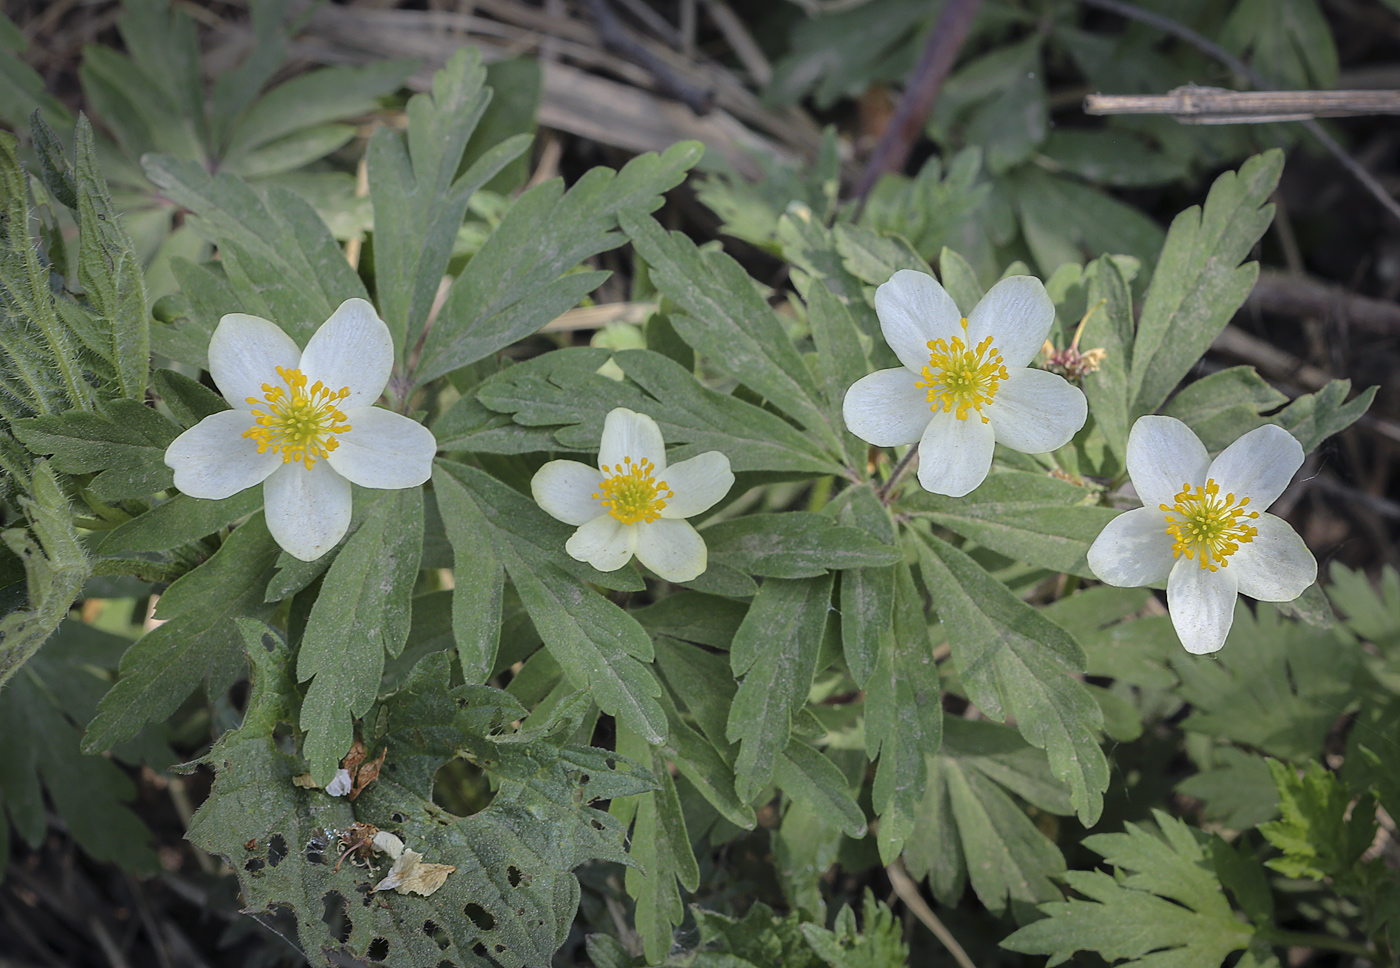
350, 747, 387, 800
291, 773, 320, 789
372, 849, 456, 897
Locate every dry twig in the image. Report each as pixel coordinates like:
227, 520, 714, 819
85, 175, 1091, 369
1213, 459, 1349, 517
1085, 87, 1400, 123
885, 858, 976, 968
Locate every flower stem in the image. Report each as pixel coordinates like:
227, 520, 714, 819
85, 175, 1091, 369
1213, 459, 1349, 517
878, 444, 919, 505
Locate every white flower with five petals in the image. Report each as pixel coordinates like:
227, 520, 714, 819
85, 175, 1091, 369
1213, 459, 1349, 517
1086, 416, 1317, 655
164, 298, 437, 561
531, 408, 733, 582
843, 270, 1088, 496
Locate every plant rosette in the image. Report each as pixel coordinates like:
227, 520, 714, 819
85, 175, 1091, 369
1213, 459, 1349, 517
163, 298, 437, 560
1087, 415, 1317, 654
842, 269, 1088, 497
531, 407, 734, 582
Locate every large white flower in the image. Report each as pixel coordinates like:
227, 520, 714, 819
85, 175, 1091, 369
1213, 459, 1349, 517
843, 269, 1088, 497
1087, 416, 1316, 655
164, 298, 437, 561
531, 408, 733, 582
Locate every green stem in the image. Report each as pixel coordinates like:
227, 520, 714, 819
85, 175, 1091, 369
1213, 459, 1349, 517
878, 443, 919, 505
1258, 927, 1377, 961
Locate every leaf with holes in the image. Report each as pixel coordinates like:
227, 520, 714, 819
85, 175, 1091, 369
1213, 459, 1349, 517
187, 622, 655, 967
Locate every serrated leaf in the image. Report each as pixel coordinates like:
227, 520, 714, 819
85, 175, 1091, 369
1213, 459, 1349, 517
1003, 810, 1254, 967
1130, 151, 1282, 416
1163, 366, 1289, 451
1273, 379, 1376, 454
1328, 561, 1400, 650
416, 142, 701, 385
905, 719, 1069, 915
1008, 167, 1166, 277
832, 222, 928, 286
704, 512, 900, 579
84, 516, 280, 751
434, 461, 665, 743
900, 471, 1115, 578
1172, 602, 1356, 760
0, 462, 91, 688
298, 488, 424, 784
832, 485, 895, 688
99, 489, 260, 555
805, 283, 870, 467
432, 462, 504, 683
189, 624, 652, 966
143, 155, 368, 342
1220, 0, 1338, 89
774, 739, 866, 838
866, 562, 942, 861
1081, 254, 1135, 464
915, 532, 1107, 823
727, 575, 834, 801
13, 398, 177, 499
622, 209, 838, 450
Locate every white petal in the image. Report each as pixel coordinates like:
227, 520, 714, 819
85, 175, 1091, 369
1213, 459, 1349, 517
208, 313, 301, 409
1205, 424, 1304, 511
299, 298, 395, 408
263, 460, 352, 561
325, 407, 436, 489
165, 410, 279, 499
966, 276, 1055, 369
1166, 558, 1238, 655
325, 769, 353, 797
658, 451, 733, 519
634, 518, 707, 582
565, 514, 635, 572
532, 460, 605, 526
1229, 513, 1317, 602
1086, 506, 1175, 587
1126, 416, 1211, 510
873, 269, 963, 373
986, 367, 1087, 454
915, 408, 996, 497
842, 368, 932, 447
598, 408, 666, 472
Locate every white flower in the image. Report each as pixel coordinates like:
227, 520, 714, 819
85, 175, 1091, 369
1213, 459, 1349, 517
164, 298, 437, 561
1087, 416, 1317, 655
843, 269, 1088, 497
531, 408, 733, 583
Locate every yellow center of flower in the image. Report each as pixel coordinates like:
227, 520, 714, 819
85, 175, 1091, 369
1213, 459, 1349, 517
243, 366, 352, 470
594, 457, 674, 525
1160, 479, 1260, 571
916, 318, 1010, 422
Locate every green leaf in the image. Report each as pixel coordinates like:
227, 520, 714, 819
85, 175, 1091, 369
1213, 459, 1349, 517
900, 471, 1115, 578
833, 485, 895, 688
865, 562, 941, 861
1273, 379, 1376, 454
1220, 0, 1338, 89
1130, 151, 1282, 416
1007, 167, 1166, 277
434, 461, 665, 743
704, 512, 900, 579
621, 210, 837, 449
150, 367, 228, 426
466, 346, 842, 476
188, 624, 651, 966
13, 399, 177, 499
775, 738, 866, 839
1178, 746, 1280, 829
1328, 562, 1400, 650
937, 246, 985, 314
915, 532, 1107, 823
0, 462, 91, 688
692, 902, 823, 968
1163, 366, 1289, 452
416, 142, 700, 385
905, 718, 1069, 916
84, 516, 280, 751
298, 488, 425, 785
99, 489, 260, 555
805, 283, 871, 467
634, 591, 746, 649
1041, 128, 1190, 188
1003, 810, 1255, 967
765, 0, 930, 108
832, 222, 928, 286
861, 150, 988, 262
728, 575, 835, 802
615, 726, 700, 965
801, 893, 910, 968
1172, 602, 1356, 760
432, 462, 503, 684
143, 155, 367, 342
0, 620, 157, 874
1081, 254, 1136, 464
74, 117, 148, 400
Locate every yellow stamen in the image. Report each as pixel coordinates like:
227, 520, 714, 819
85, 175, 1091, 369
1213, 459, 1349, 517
915, 317, 1010, 422
1160, 479, 1260, 571
242, 366, 352, 470
594, 457, 673, 525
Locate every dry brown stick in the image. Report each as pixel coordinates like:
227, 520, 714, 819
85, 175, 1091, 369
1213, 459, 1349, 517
886, 858, 977, 968
852, 0, 984, 206
1076, 0, 1400, 227
1246, 269, 1400, 336
1085, 87, 1400, 123
701, 0, 772, 86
